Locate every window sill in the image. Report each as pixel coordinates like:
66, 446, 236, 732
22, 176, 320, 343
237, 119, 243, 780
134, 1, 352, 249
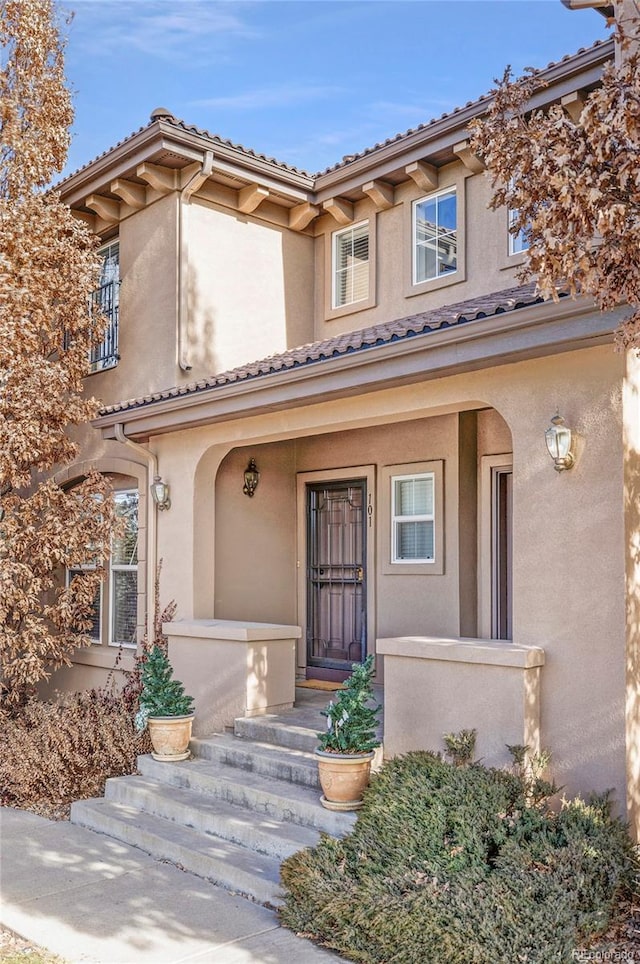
384, 561, 444, 576
404, 270, 465, 300
324, 295, 376, 323
71, 644, 137, 670
499, 250, 529, 272
88, 358, 119, 376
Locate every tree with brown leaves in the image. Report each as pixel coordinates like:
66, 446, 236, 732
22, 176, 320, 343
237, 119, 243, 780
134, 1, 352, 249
470, 7, 640, 350
0, 0, 119, 706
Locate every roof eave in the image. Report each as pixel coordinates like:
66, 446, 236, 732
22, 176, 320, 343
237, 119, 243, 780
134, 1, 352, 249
314, 38, 613, 190
57, 39, 613, 206
96, 296, 622, 441
56, 120, 315, 206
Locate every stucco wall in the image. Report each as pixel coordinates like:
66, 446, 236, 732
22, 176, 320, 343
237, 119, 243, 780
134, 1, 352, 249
87, 193, 315, 408
188, 200, 314, 377
90, 195, 178, 406
212, 415, 464, 646
214, 442, 298, 624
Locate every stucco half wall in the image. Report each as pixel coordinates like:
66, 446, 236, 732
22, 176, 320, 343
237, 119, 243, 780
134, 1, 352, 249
377, 636, 545, 768
165, 619, 302, 736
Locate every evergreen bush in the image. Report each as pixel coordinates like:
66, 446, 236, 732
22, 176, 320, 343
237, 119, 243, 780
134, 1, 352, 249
280, 750, 638, 963
135, 645, 194, 731
317, 655, 381, 754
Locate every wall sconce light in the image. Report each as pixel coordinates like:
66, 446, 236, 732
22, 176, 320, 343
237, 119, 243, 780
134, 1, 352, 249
150, 474, 171, 510
545, 413, 575, 472
243, 458, 260, 498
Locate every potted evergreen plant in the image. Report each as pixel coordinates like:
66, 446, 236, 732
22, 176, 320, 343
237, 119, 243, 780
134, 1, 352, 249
135, 645, 195, 761
316, 655, 381, 811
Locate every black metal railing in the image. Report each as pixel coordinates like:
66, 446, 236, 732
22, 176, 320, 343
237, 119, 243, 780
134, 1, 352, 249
89, 280, 120, 372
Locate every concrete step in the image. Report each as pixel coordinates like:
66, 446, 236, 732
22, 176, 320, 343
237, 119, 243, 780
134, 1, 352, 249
103, 774, 321, 859
233, 715, 319, 753
136, 753, 357, 837
191, 733, 320, 789
70, 798, 284, 906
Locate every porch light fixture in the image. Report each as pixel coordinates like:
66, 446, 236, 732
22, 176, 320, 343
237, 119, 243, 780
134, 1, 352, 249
545, 413, 575, 472
243, 458, 260, 498
150, 475, 171, 510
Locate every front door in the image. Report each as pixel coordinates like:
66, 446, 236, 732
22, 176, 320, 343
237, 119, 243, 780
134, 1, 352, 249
306, 479, 367, 672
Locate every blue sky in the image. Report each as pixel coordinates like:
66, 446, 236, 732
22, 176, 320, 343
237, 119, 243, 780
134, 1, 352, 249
58, 1, 609, 180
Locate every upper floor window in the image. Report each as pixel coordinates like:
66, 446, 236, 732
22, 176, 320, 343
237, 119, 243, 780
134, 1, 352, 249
391, 472, 435, 564
66, 488, 138, 648
508, 210, 530, 256
332, 222, 369, 308
413, 189, 457, 284
90, 240, 120, 372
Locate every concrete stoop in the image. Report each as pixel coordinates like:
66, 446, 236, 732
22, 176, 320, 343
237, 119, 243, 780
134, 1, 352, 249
70, 714, 357, 907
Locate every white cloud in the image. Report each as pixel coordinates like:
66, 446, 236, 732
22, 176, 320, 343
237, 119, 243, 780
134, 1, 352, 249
367, 98, 459, 120
64, 1, 258, 67
191, 84, 344, 111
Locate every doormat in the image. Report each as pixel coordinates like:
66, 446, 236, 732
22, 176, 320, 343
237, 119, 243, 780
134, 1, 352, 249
297, 680, 346, 691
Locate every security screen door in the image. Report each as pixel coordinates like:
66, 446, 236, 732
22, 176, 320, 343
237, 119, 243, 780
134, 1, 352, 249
306, 479, 367, 669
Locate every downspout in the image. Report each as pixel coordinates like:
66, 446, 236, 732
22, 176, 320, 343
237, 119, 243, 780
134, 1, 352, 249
114, 423, 158, 643
177, 150, 214, 372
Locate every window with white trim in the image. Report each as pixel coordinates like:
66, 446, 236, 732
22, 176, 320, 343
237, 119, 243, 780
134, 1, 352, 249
508, 209, 530, 256
413, 189, 457, 284
66, 488, 138, 647
391, 472, 435, 563
332, 221, 369, 308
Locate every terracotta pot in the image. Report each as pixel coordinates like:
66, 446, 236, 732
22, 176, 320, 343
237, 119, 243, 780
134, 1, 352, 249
147, 714, 194, 761
315, 749, 375, 811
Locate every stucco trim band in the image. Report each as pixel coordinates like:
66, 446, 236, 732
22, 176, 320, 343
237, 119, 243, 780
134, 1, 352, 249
164, 618, 302, 641
378, 635, 545, 767
376, 635, 545, 668
98, 298, 625, 440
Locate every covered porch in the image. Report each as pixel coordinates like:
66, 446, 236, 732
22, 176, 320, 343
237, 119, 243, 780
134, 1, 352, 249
97, 333, 632, 827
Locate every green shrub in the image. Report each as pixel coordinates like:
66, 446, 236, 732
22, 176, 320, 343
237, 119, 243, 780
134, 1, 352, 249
0, 689, 151, 812
318, 655, 381, 754
280, 751, 638, 963
135, 644, 194, 731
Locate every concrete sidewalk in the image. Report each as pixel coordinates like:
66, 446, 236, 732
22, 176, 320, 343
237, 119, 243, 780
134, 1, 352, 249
0, 808, 346, 964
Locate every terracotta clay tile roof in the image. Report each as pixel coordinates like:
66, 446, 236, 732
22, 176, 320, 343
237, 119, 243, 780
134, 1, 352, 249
56, 115, 313, 189
58, 39, 611, 190
100, 281, 563, 417
314, 38, 611, 177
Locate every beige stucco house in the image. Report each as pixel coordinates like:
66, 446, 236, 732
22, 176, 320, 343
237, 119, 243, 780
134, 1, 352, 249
48, 31, 640, 837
